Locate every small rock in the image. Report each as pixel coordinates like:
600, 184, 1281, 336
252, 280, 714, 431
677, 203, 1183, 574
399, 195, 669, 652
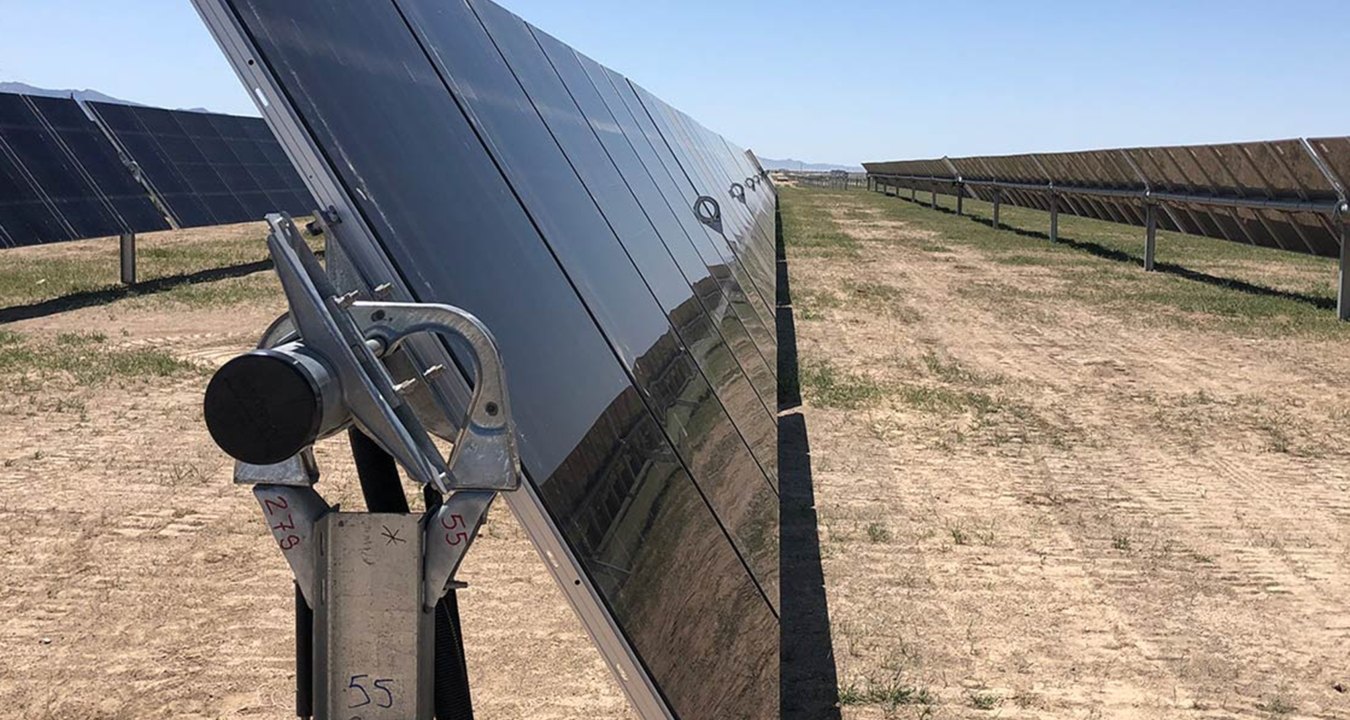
1334, 683, 1346, 694
39, 637, 51, 645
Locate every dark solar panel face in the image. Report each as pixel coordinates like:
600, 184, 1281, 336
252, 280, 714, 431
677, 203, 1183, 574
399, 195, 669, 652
25, 96, 170, 236
220, 0, 779, 715
0, 93, 169, 246
87, 101, 311, 229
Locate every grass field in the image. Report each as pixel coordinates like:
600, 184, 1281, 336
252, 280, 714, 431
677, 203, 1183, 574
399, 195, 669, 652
780, 183, 1350, 719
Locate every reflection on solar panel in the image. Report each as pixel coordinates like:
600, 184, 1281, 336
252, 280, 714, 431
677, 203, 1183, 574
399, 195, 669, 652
87, 101, 310, 229
193, 0, 778, 716
866, 140, 1350, 318
0, 93, 169, 248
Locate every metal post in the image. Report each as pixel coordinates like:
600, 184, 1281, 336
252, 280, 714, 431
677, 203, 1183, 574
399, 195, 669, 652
911, 187, 916, 201
930, 189, 937, 209
1145, 204, 1158, 272
956, 188, 964, 216
1339, 212, 1350, 321
992, 190, 1001, 230
1049, 194, 1059, 243
119, 232, 137, 285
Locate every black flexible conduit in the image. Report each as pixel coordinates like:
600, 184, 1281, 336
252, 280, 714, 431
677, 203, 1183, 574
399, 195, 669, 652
348, 429, 475, 720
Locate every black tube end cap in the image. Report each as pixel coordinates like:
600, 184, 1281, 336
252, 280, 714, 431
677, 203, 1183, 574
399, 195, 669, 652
204, 351, 323, 466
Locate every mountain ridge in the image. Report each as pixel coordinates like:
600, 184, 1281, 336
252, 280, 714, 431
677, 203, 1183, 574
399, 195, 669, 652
0, 82, 214, 113
757, 157, 864, 173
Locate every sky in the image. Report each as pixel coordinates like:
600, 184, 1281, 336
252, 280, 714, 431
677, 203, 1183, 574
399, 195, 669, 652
1, 0, 1347, 166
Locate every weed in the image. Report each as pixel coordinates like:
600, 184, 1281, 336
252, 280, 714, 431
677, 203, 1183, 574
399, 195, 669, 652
968, 690, 1002, 710
1256, 694, 1296, 716
1113, 535, 1132, 551
866, 522, 891, 544
800, 359, 885, 409
949, 526, 970, 546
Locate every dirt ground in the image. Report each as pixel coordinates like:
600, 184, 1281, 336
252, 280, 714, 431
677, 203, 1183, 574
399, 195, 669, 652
0, 225, 632, 720
785, 188, 1350, 719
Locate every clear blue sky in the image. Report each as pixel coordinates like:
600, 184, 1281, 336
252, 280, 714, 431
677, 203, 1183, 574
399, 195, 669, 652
2, 0, 1346, 166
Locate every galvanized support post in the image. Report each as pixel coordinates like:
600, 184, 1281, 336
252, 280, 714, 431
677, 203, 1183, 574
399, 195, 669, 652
911, 187, 916, 202
930, 188, 937, 209
119, 232, 137, 285
992, 190, 1001, 230
956, 187, 964, 216
1049, 194, 1059, 243
1339, 212, 1350, 321
1144, 204, 1158, 272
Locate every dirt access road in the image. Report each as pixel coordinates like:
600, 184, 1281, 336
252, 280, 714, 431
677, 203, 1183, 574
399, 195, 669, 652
782, 185, 1350, 719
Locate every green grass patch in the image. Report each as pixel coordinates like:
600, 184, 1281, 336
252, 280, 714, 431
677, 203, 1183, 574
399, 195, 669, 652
800, 359, 885, 409
778, 187, 861, 257
839, 673, 936, 712
0, 330, 202, 386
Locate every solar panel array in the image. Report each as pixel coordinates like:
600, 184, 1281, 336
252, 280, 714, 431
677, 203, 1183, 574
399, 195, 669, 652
865, 139, 1350, 259
196, 0, 778, 715
88, 101, 310, 229
0, 91, 311, 250
0, 93, 169, 247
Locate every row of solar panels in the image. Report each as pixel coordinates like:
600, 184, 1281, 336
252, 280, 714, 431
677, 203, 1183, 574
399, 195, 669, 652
194, 0, 780, 716
0, 91, 309, 248
865, 138, 1350, 258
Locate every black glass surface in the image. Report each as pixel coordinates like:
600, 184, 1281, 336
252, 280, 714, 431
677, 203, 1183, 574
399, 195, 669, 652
88, 102, 310, 228
572, 54, 780, 376
515, 19, 780, 473
638, 90, 778, 304
588, 64, 779, 372
223, 0, 777, 716
0, 137, 70, 246
451, 0, 779, 598
24, 96, 169, 235
0, 93, 157, 243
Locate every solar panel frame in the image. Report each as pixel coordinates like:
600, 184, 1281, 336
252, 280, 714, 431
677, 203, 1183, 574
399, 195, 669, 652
190, 0, 781, 716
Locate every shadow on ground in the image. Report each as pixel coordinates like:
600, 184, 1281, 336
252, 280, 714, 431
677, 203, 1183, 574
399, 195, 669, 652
0, 256, 293, 325
886, 194, 1336, 312
778, 207, 841, 720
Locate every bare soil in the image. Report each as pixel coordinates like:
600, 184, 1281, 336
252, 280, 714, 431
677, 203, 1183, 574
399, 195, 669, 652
0, 225, 631, 719
788, 191, 1350, 719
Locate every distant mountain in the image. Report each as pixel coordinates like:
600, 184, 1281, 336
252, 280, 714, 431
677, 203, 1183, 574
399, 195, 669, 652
0, 82, 143, 106
0, 82, 217, 113
759, 157, 864, 173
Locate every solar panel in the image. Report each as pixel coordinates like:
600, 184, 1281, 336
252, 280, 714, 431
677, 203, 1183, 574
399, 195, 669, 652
87, 101, 310, 229
0, 93, 168, 247
866, 141, 1348, 260
196, 0, 779, 715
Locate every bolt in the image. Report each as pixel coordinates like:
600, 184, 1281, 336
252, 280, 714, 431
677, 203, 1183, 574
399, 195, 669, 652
423, 364, 446, 380
393, 378, 418, 395
334, 291, 360, 309
373, 283, 394, 299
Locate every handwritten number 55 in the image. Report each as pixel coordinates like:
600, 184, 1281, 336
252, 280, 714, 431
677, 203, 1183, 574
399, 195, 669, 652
347, 675, 395, 709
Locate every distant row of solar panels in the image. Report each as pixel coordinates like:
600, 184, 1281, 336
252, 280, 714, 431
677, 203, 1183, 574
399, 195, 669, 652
864, 138, 1350, 259
0, 91, 309, 249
